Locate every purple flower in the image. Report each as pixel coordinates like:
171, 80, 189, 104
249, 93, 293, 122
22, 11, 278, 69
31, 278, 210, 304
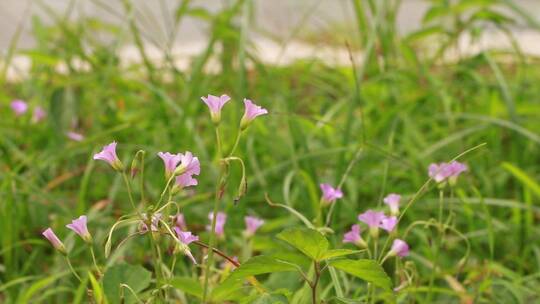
390, 239, 410, 257
240, 99, 268, 129
42, 228, 67, 254
32, 106, 46, 123
358, 210, 385, 238
157, 152, 181, 178
66, 215, 92, 243
446, 161, 468, 185
11, 100, 28, 116
201, 94, 231, 123
93, 142, 123, 171
174, 227, 199, 264
343, 224, 367, 248
429, 161, 468, 185
172, 151, 201, 191
380, 216, 398, 232
244, 216, 264, 237
428, 163, 452, 183
174, 213, 187, 231
320, 183, 343, 205
175, 173, 198, 189
174, 152, 200, 176
174, 227, 199, 245
358, 210, 385, 228
383, 193, 401, 215
66, 131, 84, 142
207, 212, 227, 237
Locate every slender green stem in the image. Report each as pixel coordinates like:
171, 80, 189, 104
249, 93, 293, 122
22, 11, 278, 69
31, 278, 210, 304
438, 189, 444, 226
170, 256, 177, 279
227, 129, 243, 157
203, 126, 225, 303
139, 152, 146, 203
202, 169, 224, 303
215, 127, 222, 159
156, 174, 176, 210
149, 233, 165, 300
90, 246, 102, 276
65, 256, 82, 282
428, 190, 445, 302
122, 172, 139, 214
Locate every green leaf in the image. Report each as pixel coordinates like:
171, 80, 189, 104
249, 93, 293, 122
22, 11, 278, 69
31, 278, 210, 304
171, 277, 203, 299
277, 228, 328, 261
502, 162, 540, 198
103, 264, 151, 304
329, 259, 392, 291
244, 292, 289, 304
88, 272, 106, 304
319, 249, 361, 261
211, 255, 298, 301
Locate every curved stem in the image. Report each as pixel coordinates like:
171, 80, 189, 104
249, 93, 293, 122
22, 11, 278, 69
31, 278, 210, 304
122, 172, 139, 215
227, 129, 243, 157
90, 246, 102, 276
202, 126, 225, 303
156, 174, 176, 210
65, 257, 82, 282
194, 241, 240, 268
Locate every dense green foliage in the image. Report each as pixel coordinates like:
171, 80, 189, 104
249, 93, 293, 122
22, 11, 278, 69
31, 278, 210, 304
1, 0, 539, 303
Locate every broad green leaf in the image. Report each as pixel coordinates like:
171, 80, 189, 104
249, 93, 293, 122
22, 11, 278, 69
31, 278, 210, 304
329, 259, 392, 291
277, 228, 328, 261
103, 264, 151, 304
319, 249, 361, 261
171, 277, 203, 299
211, 255, 298, 301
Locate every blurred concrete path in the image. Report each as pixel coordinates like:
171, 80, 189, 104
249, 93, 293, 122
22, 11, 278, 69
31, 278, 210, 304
1, 0, 540, 80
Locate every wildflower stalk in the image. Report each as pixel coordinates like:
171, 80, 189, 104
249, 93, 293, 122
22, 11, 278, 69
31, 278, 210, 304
90, 246, 102, 276
428, 190, 446, 302
156, 174, 176, 210
228, 129, 243, 156
438, 189, 444, 226
311, 261, 321, 304
65, 257, 82, 282
149, 233, 165, 299
121, 172, 139, 214
203, 126, 226, 303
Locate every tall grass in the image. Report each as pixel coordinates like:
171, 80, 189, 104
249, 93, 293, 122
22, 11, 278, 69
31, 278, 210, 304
1, 0, 539, 303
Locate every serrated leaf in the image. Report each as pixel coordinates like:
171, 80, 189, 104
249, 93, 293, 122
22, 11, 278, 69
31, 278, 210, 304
171, 277, 203, 299
277, 228, 328, 261
319, 249, 361, 261
103, 264, 151, 304
329, 259, 392, 291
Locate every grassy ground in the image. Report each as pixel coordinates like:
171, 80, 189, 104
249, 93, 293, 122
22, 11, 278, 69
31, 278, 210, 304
1, 0, 540, 303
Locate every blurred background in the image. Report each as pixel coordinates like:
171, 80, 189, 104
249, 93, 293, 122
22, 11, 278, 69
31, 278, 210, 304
1, 0, 540, 303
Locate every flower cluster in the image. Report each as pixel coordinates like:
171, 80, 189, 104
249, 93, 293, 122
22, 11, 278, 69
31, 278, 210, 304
42, 215, 93, 255
343, 193, 409, 257
201, 94, 268, 129
10, 99, 47, 122
428, 161, 467, 186
157, 151, 201, 192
